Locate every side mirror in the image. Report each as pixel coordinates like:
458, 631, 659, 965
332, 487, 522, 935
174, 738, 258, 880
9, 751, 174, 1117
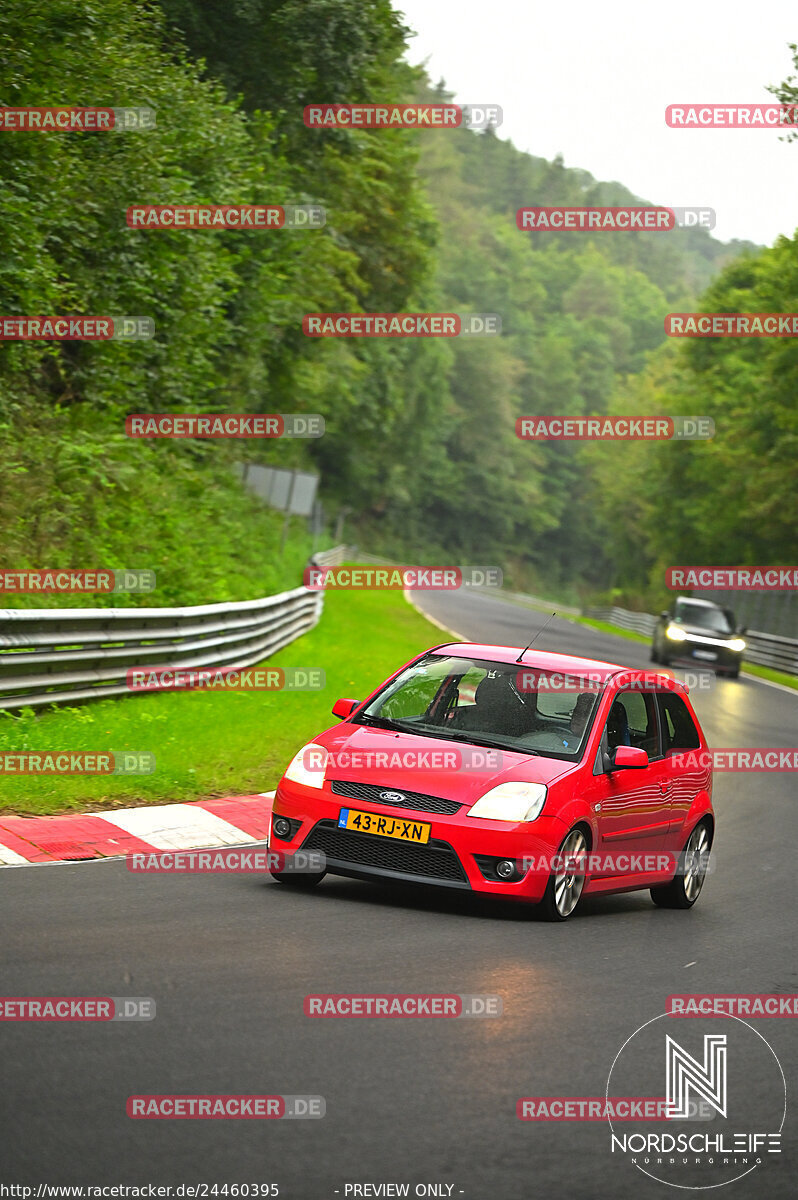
736, 626, 747, 637
611, 746, 649, 770
332, 697, 359, 720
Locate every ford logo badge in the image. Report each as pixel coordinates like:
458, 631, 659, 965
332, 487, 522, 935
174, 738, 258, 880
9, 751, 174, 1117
379, 790, 406, 804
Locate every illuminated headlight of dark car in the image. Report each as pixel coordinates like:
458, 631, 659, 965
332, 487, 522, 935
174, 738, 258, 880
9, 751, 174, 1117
729, 637, 746, 652
467, 782, 547, 822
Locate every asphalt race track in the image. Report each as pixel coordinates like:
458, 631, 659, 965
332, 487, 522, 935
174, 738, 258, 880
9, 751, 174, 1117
2, 588, 796, 1198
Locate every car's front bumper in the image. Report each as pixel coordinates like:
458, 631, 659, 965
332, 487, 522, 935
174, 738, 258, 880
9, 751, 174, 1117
271, 778, 571, 902
664, 637, 743, 672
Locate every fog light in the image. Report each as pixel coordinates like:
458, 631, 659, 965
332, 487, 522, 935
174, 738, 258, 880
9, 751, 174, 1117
272, 817, 292, 839
496, 859, 516, 879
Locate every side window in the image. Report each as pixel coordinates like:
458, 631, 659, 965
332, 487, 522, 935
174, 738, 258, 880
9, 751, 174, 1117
657, 693, 700, 754
604, 691, 658, 756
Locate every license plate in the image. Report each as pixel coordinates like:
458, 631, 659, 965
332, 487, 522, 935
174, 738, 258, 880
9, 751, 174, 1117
693, 650, 717, 661
337, 808, 431, 844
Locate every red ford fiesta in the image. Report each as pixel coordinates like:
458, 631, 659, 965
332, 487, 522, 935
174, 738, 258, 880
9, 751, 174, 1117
269, 643, 714, 920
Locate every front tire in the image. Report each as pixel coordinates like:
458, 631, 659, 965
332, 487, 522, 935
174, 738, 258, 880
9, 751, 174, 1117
651, 820, 711, 909
538, 827, 588, 921
269, 865, 326, 888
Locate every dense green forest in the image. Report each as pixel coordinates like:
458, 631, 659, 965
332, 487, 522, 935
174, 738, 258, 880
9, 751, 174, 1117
0, 0, 794, 610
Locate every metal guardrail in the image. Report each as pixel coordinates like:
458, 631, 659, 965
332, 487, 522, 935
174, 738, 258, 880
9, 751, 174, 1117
584, 606, 658, 637
312, 544, 349, 567
0, 586, 323, 711
584, 606, 798, 675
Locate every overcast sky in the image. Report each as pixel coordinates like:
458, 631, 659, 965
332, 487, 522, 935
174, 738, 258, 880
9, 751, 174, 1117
396, 0, 798, 247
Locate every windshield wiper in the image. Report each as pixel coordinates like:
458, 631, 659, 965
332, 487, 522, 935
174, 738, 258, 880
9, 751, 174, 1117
411, 726, 539, 755
356, 715, 539, 756
355, 714, 419, 733
459, 732, 539, 755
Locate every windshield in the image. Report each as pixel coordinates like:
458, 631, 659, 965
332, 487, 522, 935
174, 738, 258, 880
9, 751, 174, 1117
356, 654, 602, 761
674, 601, 733, 635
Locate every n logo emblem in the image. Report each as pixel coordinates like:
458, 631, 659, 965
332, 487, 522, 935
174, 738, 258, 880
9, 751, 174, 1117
666, 1034, 727, 1119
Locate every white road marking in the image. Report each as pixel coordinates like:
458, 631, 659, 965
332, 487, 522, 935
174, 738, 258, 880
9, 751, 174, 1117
0, 844, 28, 866
745, 672, 798, 697
404, 590, 466, 640
93, 804, 258, 850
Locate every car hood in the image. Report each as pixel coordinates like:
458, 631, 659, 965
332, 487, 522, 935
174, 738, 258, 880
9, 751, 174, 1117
314, 723, 579, 803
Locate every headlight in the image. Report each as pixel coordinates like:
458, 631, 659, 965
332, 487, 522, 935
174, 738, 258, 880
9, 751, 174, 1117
666, 624, 687, 642
283, 742, 328, 788
729, 638, 746, 652
467, 782, 547, 823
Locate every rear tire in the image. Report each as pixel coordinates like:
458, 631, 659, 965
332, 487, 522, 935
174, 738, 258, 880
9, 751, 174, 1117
651, 820, 711, 909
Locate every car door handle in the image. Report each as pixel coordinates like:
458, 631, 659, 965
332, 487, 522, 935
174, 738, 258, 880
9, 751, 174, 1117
659, 781, 672, 793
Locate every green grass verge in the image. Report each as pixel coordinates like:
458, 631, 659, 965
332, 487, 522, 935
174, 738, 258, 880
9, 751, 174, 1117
566, 614, 650, 644
0, 588, 449, 816
737, 661, 798, 690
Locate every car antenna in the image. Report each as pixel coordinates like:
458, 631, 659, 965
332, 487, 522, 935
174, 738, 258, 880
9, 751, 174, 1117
516, 612, 557, 663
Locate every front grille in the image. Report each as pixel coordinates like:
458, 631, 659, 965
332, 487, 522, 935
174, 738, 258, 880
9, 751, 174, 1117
302, 820, 468, 884
330, 779, 462, 815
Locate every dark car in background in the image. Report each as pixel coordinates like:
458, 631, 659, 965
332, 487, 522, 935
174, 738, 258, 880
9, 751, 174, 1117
651, 597, 746, 677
